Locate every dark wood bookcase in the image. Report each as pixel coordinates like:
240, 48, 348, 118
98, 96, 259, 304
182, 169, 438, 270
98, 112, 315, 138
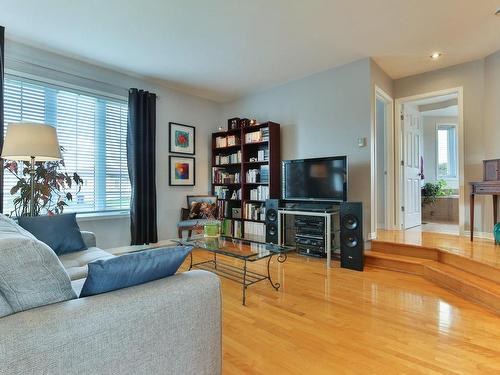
211, 121, 280, 241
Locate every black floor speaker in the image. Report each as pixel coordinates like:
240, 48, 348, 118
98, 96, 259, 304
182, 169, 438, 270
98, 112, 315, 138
265, 199, 279, 244
340, 202, 364, 271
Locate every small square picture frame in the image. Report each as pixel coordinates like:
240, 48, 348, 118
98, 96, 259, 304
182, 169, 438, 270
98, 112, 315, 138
169, 122, 195, 155
169, 156, 195, 186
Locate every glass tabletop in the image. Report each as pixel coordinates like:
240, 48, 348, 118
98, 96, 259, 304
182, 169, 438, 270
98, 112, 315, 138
175, 236, 295, 261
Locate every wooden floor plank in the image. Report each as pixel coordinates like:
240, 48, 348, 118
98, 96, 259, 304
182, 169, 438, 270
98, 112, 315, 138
180, 250, 500, 374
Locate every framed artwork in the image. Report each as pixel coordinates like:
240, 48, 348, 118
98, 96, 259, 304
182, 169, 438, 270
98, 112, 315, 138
169, 122, 195, 155
169, 156, 195, 186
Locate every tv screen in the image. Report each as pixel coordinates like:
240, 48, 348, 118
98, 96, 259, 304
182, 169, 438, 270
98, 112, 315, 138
282, 156, 347, 202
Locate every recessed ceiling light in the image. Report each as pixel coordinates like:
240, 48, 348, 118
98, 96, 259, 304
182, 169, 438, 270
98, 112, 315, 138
495, 7, 500, 15
430, 52, 442, 60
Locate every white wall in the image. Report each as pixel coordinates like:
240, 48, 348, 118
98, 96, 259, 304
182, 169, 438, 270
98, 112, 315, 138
375, 98, 386, 228
422, 115, 458, 189
221, 58, 373, 239
4, 41, 220, 249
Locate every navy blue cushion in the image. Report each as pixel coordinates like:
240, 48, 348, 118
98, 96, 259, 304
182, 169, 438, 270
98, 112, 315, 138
18, 213, 87, 255
79, 246, 192, 297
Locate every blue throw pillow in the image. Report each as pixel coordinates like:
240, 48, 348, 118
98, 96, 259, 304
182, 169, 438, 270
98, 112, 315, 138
79, 246, 193, 298
18, 213, 87, 255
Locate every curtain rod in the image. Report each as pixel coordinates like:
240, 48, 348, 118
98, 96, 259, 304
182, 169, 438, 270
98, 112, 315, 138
5, 56, 160, 99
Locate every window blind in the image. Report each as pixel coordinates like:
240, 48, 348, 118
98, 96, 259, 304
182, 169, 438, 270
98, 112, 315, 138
3, 76, 130, 215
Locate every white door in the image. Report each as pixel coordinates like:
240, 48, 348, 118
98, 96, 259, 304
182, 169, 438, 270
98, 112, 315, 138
402, 105, 423, 229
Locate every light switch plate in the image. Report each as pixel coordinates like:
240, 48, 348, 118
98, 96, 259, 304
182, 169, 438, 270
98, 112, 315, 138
357, 137, 367, 147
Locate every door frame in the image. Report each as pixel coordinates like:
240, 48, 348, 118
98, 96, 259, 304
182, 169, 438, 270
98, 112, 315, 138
371, 86, 395, 239
394, 87, 464, 233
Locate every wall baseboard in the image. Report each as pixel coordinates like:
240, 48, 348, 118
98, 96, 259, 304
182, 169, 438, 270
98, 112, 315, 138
463, 231, 494, 240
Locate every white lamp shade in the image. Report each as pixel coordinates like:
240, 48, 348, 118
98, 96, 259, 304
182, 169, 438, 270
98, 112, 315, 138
2, 122, 62, 161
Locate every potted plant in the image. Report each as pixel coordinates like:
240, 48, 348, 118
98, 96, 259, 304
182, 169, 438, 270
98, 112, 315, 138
4, 150, 84, 217
421, 179, 453, 207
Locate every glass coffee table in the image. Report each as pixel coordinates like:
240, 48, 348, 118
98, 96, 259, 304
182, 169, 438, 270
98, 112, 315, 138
175, 236, 295, 305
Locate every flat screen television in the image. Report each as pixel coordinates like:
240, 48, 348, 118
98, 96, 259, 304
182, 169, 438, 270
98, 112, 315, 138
282, 156, 347, 202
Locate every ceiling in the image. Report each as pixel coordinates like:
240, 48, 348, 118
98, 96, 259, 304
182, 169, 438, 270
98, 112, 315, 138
1, 0, 499, 102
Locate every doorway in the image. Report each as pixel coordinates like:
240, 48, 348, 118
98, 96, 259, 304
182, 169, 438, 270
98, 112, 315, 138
372, 86, 394, 238
395, 88, 464, 235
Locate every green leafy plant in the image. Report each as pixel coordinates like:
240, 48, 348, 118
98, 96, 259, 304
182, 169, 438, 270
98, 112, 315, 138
421, 179, 453, 206
4, 150, 84, 217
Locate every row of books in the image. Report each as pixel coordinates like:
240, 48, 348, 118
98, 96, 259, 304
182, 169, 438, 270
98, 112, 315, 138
244, 202, 266, 221
214, 186, 231, 200
221, 219, 243, 238
212, 168, 240, 184
243, 221, 266, 242
215, 188, 242, 200
260, 165, 269, 183
245, 128, 269, 144
215, 135, 240, 148
216, 201, 230, 219
246, 168, 260, 183
214, 150, 241, 165
257, 149, 269, 161
245, 165, 269, 183
249, 185, 269, 201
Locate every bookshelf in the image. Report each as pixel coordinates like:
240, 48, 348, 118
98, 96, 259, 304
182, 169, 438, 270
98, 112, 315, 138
211, 121, 280, 242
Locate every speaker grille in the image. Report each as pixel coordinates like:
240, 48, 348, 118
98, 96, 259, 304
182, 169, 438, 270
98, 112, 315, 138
343, 214, 358, 230
266, 209, 277, 222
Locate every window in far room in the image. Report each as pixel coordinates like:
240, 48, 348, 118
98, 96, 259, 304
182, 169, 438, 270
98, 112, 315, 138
3, 75, 130, 215
436, 124, 457, 179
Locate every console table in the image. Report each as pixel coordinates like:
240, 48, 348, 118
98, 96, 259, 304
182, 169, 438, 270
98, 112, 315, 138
469, 181, 500, 241
470, 159, 500, 241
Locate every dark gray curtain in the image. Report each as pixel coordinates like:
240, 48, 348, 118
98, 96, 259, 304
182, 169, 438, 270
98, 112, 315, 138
127, 88, 158, 244
0, 26, 5, 214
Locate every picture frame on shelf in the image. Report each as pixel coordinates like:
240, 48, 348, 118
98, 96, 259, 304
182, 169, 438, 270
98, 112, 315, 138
169, 122, 195, 155
169, 156, 195, 186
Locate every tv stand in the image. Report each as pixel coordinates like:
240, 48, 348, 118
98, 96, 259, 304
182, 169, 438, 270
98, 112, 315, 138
277, 206, 340, 268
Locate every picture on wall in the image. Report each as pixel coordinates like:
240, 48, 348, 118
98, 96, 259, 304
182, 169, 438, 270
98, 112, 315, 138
169, 156, 195, 186
169, 122, 195, 155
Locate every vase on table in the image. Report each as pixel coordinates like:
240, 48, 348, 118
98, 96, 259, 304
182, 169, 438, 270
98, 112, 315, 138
494, 223, 500, 245
204, 220, 221, 238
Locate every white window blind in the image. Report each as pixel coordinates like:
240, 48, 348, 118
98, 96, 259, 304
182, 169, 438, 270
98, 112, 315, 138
3, 76, 131, 215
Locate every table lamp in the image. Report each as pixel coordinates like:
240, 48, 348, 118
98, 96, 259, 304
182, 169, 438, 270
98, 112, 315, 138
1, 122, 62, 216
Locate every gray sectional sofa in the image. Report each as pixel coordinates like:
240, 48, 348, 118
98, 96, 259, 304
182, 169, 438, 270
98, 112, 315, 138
0, 216, 222, 375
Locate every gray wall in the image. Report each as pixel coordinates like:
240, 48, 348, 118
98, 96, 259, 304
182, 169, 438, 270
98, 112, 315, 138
484, 50, 500, 160
4, 41, 220, 249
221, 58, 373, 238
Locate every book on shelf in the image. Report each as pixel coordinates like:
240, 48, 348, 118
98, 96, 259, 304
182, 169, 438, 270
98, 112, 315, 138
222, 219, 233, 236
212, 168, 240, 184
244, 202, 266, 221
249, 185, 269, 201
245, 128, 269, 144
246, 168, 260, 183
243, 221, 266, 242
260, 165, 269, 183
215, 150, 241, 165
215, 135, 240, 148
233, 220, 243, 238
257, 149, 269, 161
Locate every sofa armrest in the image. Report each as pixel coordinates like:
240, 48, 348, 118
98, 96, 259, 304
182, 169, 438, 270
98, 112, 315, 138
81, 230, 96, 248
0, 270, 222, 375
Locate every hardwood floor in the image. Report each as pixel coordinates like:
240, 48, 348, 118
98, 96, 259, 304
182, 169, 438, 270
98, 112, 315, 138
181, 250, 500, 374
377, 229, 500, 269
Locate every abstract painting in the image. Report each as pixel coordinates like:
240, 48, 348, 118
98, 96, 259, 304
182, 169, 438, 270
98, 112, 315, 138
169, 156, 195, 186
169, 122, 195, 155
